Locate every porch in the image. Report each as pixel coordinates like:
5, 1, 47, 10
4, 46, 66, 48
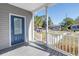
0, 3, 79, 56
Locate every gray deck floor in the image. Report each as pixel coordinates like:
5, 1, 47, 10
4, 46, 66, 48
0, 42, 66, 56
1, 46, 49, 56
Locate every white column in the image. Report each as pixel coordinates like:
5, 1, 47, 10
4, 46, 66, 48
45, 6, 48, 46
32, 12, 35, 42
29, 12, 34, 42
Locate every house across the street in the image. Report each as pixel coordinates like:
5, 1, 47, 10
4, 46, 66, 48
51, 25, 61, 31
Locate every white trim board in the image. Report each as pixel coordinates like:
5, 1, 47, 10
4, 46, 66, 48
9, 13, 27, 47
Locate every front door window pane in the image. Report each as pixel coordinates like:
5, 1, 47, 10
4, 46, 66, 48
14, 17, 22, 34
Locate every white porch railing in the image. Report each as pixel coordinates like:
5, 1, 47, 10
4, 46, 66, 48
47, 32, 79, 56
34, 30, 79, 56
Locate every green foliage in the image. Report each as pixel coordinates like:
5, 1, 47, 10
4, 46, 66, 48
48, 17, 53, 25
42, 19, 46, 28
34, 15, 79, 31
75, 16, 79, 24
60, 17, 76, 30
34, 16, 43, 28
34, 15, 53, 29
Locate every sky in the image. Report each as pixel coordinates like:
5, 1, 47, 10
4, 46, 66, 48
35, 3, 79, 25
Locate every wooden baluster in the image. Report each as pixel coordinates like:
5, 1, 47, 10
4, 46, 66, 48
70, 36, 72, 54
56, 34, 58, 48
58, 36, 60, 48
52, 34, 54, 47
71, 36, 72, 54
55, 34, 57, 48
55, 34, 56, 47
65, 36, 67, 52
59, 35, 61, 49
54, 34, 56, 47
54, 35, 55, 47
58, 34, 59, 48
66, 36, 68, 53
72, 38, 75, 55
62, 34, 64, 50
61, 35, 63, 50
53, 34, 54, 47
63, 36, 65, 51
76, 37, 78, 56
68, 36, 70, 53
64, 36, 66, 51
74, 37, 76, 55
54, 34, 56, 48
71, 36, 74, 54
52, 34, 55, 47
60, 35, 62, 50
64, 35, 65, 51
73, 37, 76, 55
51, 34, 52, 46
67, 36, 69, 52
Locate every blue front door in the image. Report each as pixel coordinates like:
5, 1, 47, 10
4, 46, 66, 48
11, 15, 25, 45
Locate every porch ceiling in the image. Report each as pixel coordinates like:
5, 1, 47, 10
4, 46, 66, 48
9, 3, 55, 12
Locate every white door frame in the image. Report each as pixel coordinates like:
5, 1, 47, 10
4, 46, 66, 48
9, 13, 27, 47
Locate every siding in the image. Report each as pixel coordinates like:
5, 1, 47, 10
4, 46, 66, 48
0, 3, 32, 50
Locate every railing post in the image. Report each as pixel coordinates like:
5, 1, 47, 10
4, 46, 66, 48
45, 6, 48, 46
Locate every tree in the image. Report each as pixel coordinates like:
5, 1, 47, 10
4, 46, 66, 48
42, 19, 46, 28
41, 15, 46, 28
34, 16, 43, 28
34, 15, 53, 29
42, 16, 53, 28
48, 17, 53, 28
75, 16, 79, 24
60, 17, 76, 30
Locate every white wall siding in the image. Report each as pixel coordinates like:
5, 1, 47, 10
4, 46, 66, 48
0, 3, 32, 50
